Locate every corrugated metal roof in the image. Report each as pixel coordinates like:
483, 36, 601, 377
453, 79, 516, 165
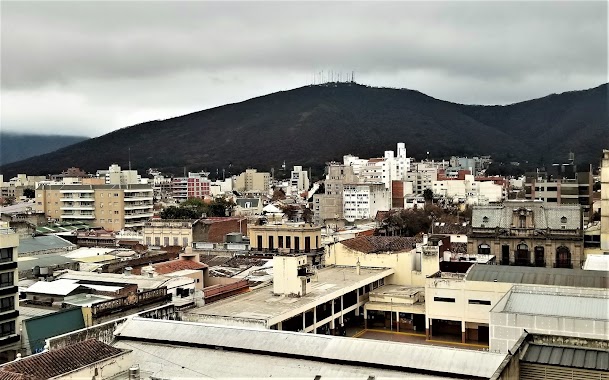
114, 317, 506, 379
114, 340, 458, 379
499, 290, 609, 320
522, 344, 609, 371
18, 235, 74, 254
465, 265, 609, 289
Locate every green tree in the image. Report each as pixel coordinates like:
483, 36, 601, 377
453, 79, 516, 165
423, 188, 434, 203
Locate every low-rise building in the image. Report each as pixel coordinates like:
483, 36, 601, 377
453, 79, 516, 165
0, 225, 20, 363
468, 200, 583, 268
249, 222, 322, 254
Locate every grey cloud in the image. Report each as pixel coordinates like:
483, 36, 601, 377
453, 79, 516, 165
0, 1, 606, 135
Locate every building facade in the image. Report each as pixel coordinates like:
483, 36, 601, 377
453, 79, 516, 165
290, 166, 310, 193
249, 223, 322, 253
35, 184, 154, 230
342, 183, 391, 222
0, 225, 20, 363
601, 149, 609, 250
468, 201, 584, 268
234, 169, 270, 193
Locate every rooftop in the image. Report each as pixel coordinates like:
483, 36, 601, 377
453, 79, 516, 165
0, 339, 127, 380
58, 270, 180, 290
17, 255, 77, 272
340, 236, 421, 254
472, 201, 582, 230
186, 266, 394, 326
583, 254, 609, 271
491, 285, 609, 321
522, 344, 609, 371
151, 259, 208, 274
17, 235, 74, 254
114, 317, 506, 379
465, 264, 609, 289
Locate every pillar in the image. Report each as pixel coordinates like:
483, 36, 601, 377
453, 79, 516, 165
313, 307, 317, 334
339, 295, 344, 325
302, 312, 306, 332
330, 299, 336, 334
354, 289, 360, 316
426, 318, 431, 339
277, 321, 283, 331
461, 321, 466, 343
364, 308, 368, 329
396, 311, 400, 332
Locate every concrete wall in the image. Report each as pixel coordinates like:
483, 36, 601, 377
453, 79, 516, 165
601, 150, 609, 250
56, 351, 133, 379
325, 244, 437, 287
181, 313, 267, 329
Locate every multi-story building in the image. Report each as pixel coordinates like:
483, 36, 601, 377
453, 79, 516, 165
601, 150, 609, 251
104, 164, 142, 185
468, 200, 583, 268
524, 159, 593, 222
169, 172, 211, 202
432, 174, 503, 204
313, 163, 358, 225
0, 224, 20, 363
405, 164, 438, 195
343, 183, 391, 222
234, 169, 270, 193
290, 166, 310, 193
35, 184, 153, 230
0, 174, 46, 200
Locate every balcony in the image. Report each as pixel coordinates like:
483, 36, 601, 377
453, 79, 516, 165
124, 212, 154, 219
62, 213, 95, 219
61, 204, 95, 211
123, 203, 153, 210
123, 196, 154, 202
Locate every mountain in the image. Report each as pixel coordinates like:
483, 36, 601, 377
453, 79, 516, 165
0, 133, 88, 167
1, 83, 607, 178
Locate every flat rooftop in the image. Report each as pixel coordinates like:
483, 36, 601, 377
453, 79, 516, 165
187, 266, 394, 325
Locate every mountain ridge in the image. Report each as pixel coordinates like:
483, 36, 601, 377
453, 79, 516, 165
1, 82, 607, 178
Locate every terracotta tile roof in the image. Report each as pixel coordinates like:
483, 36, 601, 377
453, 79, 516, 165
0, 339, 126, 380
340, 236, 421, 254
152, 259, 208, 274
375, 210, 391, 222
432, 223, 470, 235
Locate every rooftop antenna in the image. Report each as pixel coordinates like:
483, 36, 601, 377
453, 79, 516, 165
352, 71, 355, 83
183, 167, 186, 178
128, 147, 131, 171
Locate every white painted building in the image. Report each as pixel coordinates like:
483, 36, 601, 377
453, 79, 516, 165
290, 166, 310, 193
432, 174, 503, 204
104, 164, 143, 185
343, 183, 390, 222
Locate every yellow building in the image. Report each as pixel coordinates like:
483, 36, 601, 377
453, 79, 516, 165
249, 223, 322, 253
234, 169, 270, 193
35, 184, 153, 231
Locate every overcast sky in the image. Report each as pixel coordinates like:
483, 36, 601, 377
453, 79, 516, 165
1, 1, 607, 137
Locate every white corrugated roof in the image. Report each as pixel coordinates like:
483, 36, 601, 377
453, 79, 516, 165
494, 285, 609, 320
114, 318, 506, 379
583, 254, 609, 271
25, 279, 81, 295
114, 340, 455, 379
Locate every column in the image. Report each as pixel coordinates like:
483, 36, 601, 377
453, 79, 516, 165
364, 308, 368, 329
302, 312, 306, 332
461, 321, 466, 343
354, 289, 360, 316
396, 311, 400, 332
313, 307, 317, 334
277, 321, 283, 331
339, 295, 344, 325
330, 299, 336, 334
426, 318, 431, 340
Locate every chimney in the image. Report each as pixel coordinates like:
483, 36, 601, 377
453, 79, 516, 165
356, 258, 361, 275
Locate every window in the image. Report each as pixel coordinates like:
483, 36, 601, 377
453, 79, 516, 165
173, 237, 179, 246
0, 248, 13, 263
146, 237, 151, 246
0, 321, 15, 337
164, 237, 170, 246
0, 297, 14, 312
183, 238, 188, 247
434, 297, 455, 303
560, 216, 567, 224
114, 193, 119, 197
468, 299, 491, 305
154, 237, 160, 246
478, 244, 491, 255
519, 215, 526, 228
482, 216, 489, 223
114, 211, 119, 214
0, 272, 14, 288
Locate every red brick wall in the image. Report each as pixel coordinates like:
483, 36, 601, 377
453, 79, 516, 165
392, 181, 404, 208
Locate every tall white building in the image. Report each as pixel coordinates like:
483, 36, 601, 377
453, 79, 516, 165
343, 183, 390, 222
103, 164, 143, 185
432, 175, 503, 204
290, 166, 310, 193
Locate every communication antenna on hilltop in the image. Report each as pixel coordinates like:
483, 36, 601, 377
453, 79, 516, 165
352, 71, 355, 83
128, 147, 131, 171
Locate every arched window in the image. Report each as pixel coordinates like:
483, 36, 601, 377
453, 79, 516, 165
555, 246, 571, 268
560, 216, 567, 224
478, 244, 491, 255
482, 216, 489, 223
519, 215, 526, 228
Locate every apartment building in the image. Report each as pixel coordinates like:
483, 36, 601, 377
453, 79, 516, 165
0, 224, 20, 363
406, 164, 438, 195
602, 149, 609, 250
249, 222, 322, 254
432, 174, 503, 204
171, 171, 211, 202
0, 174, 46, 199
290, 166, 310, 193
343, 183, 391, 222
313, 163, 358, 225
35, 184, 153, 230
234, 169, 270, 193
104, 164, 142, 185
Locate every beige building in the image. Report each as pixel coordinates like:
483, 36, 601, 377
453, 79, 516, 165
469, 200, 583, 268
234, 169, 270, 193
601, 149, 609, 250
0, 224, 20, 363
143, 219, 195, 247
1, 174, 46, 199
35, 184, 153, 230
313, 163, 358, 225
249, 222, 322, 253
424, 264, 609, 345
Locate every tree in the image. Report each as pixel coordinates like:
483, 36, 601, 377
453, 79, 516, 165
0, 196, 15, 206
303, 207, 314, 223
159, 206, 197, 220
23, 188, 35, 198
271, 188, 287, 201
423, 188, 434, 203
207, 198, 235, 217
